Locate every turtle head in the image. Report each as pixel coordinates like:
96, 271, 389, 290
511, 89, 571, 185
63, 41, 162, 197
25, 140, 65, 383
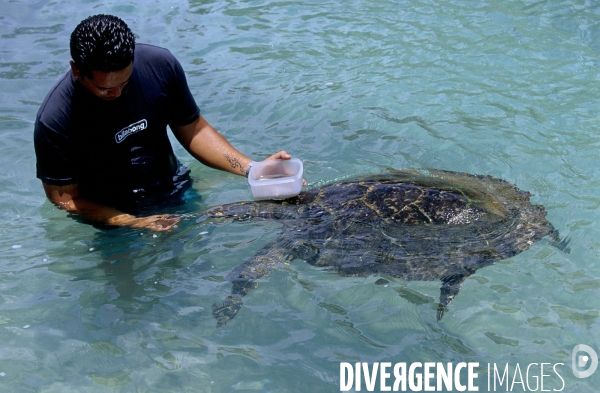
202, 202, 255, 221
202, 199, 306, 221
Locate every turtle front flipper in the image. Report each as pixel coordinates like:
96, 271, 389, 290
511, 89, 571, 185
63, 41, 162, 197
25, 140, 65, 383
212, 295, 243, 327
437, 274, 468, 321
212, 237, 296, 327
212, 256, 275, 326
212, 265, 264, 326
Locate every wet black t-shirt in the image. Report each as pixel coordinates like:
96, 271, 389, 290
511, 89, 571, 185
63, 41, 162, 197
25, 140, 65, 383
34, 44, 200, 212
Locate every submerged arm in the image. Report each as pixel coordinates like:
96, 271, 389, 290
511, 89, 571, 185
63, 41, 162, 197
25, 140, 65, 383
43, 183, 179, 231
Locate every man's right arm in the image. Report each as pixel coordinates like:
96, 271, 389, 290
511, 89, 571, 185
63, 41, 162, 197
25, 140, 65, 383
42, 183, 180, 231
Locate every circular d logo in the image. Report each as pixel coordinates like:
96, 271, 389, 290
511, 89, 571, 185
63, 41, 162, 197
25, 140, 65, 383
572, 344, 598, 378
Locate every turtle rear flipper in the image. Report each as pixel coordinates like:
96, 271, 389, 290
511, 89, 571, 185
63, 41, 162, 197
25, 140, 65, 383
549, 229, 571, 254
437, 274, 468, 321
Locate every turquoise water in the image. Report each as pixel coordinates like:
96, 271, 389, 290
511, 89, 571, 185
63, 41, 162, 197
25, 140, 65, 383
1, 0, 599, 391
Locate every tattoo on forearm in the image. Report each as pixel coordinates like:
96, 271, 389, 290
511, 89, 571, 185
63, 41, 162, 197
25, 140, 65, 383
224, 154, 245, 174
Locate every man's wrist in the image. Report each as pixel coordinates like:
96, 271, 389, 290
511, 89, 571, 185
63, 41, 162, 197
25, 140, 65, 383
108, 213, 135, 226
245, 161, 255, 177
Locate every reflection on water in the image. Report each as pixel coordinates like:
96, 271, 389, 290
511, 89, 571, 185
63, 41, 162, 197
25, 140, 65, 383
0, 0, 599, 391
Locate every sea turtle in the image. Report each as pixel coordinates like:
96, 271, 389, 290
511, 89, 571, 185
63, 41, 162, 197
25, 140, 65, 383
204, 169, 569, 327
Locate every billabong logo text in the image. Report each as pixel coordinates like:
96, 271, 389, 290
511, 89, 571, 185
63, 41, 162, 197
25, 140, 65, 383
115, 119, 148, 143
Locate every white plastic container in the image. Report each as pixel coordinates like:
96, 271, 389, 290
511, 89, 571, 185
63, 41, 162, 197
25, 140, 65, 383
248, 158, 303, 199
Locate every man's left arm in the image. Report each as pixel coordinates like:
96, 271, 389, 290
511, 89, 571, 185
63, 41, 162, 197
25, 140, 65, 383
172, 115, 292, 176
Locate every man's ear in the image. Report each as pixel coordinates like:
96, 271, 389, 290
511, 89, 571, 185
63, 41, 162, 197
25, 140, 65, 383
69, 61, 81, 80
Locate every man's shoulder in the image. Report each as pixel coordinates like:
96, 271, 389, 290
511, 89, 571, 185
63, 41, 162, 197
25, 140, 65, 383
133, 43, 186, 86
36, 71, 75, 128
135, 43, 178, 65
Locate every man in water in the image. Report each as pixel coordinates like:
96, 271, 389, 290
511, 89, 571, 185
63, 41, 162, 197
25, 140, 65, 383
34, 14, 293, 231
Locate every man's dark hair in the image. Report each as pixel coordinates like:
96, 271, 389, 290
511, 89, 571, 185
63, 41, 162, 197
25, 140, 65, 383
70, 14, 135, 79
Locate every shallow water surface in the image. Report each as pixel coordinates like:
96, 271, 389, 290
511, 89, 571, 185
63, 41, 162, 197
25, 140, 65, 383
1, 0, 599, 391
